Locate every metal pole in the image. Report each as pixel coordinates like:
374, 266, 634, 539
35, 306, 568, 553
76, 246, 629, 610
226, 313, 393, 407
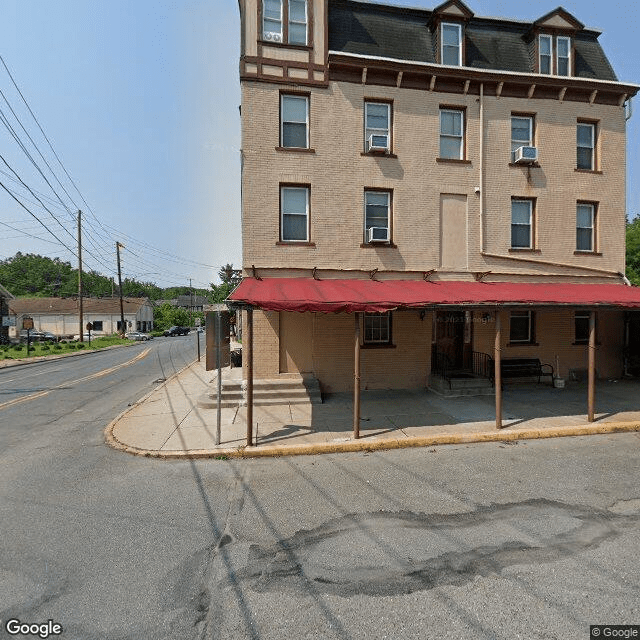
353, 312, 361, 439
116, 242, 125, 335
78, 210, 83, 342
196, 327, 201, 362
246, 309, 254, 447
216, 310, 222, 446
494, 310, 502, 429
588, 310, 596, 422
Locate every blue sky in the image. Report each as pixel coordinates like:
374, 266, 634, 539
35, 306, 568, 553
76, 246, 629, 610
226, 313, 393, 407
0, 1, 638, 289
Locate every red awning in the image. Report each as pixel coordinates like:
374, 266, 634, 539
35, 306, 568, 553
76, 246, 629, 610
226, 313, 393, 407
228, 277, 640, 313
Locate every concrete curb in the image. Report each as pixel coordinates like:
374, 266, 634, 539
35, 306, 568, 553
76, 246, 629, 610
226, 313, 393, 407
104, 358, 200, 453
105, 408, 640, 460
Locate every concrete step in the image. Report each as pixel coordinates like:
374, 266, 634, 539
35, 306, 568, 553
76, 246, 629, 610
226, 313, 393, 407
428, 374, 495, 397
197, 374, 322, 409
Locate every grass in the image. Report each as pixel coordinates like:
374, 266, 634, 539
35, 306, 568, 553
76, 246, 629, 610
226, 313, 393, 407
0, 334, 134, 361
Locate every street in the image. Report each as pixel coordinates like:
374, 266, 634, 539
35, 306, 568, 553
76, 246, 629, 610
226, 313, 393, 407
0, 338, 639, 639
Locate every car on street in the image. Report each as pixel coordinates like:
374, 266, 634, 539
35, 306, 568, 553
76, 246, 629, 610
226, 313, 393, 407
163, 326, 190, 336
19, 330, 58, 343
126, 331, 152, 341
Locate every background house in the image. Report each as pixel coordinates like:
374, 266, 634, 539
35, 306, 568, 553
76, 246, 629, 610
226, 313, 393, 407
232, 0, 640, 396
7, 297, 154, 338
0, 283, 15, 341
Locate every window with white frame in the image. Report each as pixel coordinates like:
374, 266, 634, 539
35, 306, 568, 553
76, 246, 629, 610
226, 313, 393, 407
441, 23, 462, 66
280, 186, 309, 242
439, 108, 464, 159
280, 94, 308, 148
263, 0, 283, 42
556, 36, 571, 76
577, 122, 595, 170
539, 34, 571, 76
263, 0, 307, 45
539, 35, 552, 74
511, 115, 533, 161
364, 312, 391, 344
364, 190, 390, 243
364, 101, 390, 152
576, 203, 595, 252
510, 310, 535, 343
511, 199, 533, 249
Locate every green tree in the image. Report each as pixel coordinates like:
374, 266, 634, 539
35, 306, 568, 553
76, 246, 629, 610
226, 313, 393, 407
626, 216, 640, 285
153, 303, 191, 330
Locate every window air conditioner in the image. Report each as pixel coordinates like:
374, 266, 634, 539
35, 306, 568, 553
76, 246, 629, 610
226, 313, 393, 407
264, 31, 282, 42
514, 146, 538, 163
367, 134, 389, 152
367, 227, 389, 243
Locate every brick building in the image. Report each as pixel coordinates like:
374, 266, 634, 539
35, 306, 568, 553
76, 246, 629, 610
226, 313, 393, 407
230, 0, 640, 427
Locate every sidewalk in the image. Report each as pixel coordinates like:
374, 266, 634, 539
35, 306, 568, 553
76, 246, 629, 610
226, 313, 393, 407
106, 358, 640, 459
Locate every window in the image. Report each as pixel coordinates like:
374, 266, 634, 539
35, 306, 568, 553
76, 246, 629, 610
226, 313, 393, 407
510, 310, 535, 343
557, 36, 571, 76
280, 94, 308, 148
441, 23, 462, 66
577, 122, 595, 170
288, 0, 307, 44
576, 203, 596, 252
280, 186, 309, 242
364, 312, 391, 344
439, 108, 464, 159
574, 311, 591, 344
511, 199, 533, 249
364, 190, 390, 243
91, 321, 103, 331
511, 115, 533, 161
539, 35, 552, 74
263, 0, 307, 45
539, 34, 571, 76
364, 101, 390, 152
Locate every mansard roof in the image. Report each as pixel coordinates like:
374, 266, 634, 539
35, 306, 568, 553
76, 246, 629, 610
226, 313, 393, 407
328, 0, 618, 81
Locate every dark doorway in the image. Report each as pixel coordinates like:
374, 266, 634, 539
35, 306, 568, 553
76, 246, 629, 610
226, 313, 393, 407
432, 310, 472, 374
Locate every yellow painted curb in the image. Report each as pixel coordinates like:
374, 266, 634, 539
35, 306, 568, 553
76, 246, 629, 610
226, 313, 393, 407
105, 416, 640, 460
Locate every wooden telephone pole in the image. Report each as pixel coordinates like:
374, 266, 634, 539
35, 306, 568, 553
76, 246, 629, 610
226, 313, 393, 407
77, 210, 83, 342
116, 242, 125, 335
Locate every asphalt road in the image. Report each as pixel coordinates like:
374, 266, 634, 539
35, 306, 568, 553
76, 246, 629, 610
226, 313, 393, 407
1, 339, 639, 640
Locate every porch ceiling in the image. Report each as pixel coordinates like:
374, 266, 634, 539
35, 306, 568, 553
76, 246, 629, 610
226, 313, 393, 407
227, 278, 640, 313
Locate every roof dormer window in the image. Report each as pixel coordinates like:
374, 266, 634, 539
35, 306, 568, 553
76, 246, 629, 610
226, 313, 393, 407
441, 22, 462, 66
538, 34, 571, 76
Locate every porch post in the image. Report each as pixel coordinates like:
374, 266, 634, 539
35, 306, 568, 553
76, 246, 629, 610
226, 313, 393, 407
494, 309, 502, 429
246, 308, 254, 446
588, 310, 596, 422
353, 312, 361, 439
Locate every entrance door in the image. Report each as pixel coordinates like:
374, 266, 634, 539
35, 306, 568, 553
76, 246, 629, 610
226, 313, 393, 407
433, 310, 473, 371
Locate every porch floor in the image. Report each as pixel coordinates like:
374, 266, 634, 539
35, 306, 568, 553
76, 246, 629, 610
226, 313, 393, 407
111, 359, 640, 453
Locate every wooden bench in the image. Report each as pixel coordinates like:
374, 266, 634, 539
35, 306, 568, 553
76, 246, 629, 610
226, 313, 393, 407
498, 358, 554, 384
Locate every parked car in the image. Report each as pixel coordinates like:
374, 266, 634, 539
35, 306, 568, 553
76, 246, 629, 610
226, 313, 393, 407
125, 331, 152, 341
163, 326, 190, 336
19, 330, 57, 343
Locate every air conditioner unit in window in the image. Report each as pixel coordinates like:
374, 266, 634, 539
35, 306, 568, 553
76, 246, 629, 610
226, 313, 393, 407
367, 134, 389, 152
367, 227, 389, 243
514, 146, 538, 163
263, 31, 282, 42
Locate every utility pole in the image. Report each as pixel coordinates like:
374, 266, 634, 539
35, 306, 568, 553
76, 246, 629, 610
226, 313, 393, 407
77, 210, 83, 342
116, 242, 125, 335
189, 278, 193, 327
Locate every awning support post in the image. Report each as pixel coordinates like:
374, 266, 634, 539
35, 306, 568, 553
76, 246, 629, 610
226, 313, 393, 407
246, 308, 254, 446
353, 312, 361, 439
588, 310, 596, 422
494, 310, 502, 429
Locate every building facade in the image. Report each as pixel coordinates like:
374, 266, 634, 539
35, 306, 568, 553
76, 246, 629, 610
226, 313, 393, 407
7, 297, 154, 339
234, 0, 639, 394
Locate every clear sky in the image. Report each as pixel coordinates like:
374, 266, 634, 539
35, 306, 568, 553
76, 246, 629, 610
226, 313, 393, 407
0, 0, 638, 290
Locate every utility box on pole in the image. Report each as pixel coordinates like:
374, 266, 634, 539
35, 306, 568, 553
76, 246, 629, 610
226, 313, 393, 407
205, 311, 230, 371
